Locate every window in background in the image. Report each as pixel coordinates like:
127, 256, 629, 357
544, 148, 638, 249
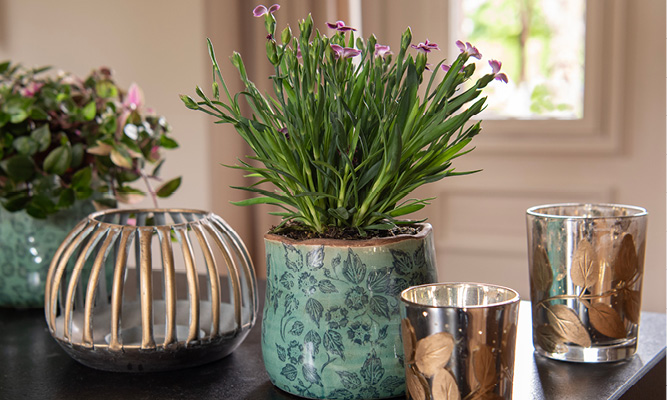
450, 0, 586, 120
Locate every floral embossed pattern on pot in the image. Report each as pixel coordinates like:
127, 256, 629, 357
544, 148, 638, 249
526, 203, 648, 363
261, 224, 437, 399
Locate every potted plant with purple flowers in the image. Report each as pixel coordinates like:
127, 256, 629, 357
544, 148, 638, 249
0, 63, 181, 307
182, 4, 506, 399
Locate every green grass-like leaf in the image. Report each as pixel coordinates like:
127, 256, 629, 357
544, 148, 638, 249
183, 16, 499, 233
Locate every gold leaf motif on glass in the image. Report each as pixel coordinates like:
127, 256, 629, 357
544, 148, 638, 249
614, 234, 638, 282
535, 324, 567, 353
531, 245, 553, 293
500, 323, 517, 381
405, 329, 459, 400
406, 364, 429, 400
544, 304, 591, 347
588, 302, 626, 339
432, 368, 460, 400
402, 318, 417, 364
471, 345, 497, 395
621, 288, 641, 324
414, 331, 455, 378
570, 239, 599, 289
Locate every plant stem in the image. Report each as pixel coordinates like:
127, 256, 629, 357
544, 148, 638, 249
140, 171, 159, 208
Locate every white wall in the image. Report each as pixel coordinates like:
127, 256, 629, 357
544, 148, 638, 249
0, 0, 211, 211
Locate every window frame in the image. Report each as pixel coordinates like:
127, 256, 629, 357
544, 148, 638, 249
447, 0, 627, 155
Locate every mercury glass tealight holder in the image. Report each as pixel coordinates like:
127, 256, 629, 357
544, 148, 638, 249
400, 283, 520, 400
44, 208, 257, 372
526, 203, 647, 363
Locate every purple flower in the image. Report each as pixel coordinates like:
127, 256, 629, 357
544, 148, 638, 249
411, 39, 440, 53
19, 81, 44, 97
253, 4, 280, 17
330, 44, 343, 54
330, 44, 361, 59
489, 59, 501, 73
374, 44, 392, 57
489, 59, 508, 83
342, 47, 361, 58
326, 20, 357, 32
279, 127, 290, 139
456, 40, 482, 59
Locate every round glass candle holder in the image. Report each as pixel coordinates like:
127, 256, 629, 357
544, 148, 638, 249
44, 208, 258, 372
526, 203, 647, 363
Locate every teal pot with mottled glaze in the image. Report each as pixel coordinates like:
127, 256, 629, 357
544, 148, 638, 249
261, 223, 438, 399
0, 202, 95, 308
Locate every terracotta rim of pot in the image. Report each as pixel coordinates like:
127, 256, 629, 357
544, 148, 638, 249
264, 222, 432, 247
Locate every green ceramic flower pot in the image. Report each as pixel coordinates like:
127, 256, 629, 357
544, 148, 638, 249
0, 202, 95, 308
261, 223, 438, 399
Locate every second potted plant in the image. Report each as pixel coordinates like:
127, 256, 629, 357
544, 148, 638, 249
0, 63, 181, 307
182, 4, 506, 399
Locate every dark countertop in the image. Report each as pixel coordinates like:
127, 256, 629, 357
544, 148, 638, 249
1, 282, 664, 400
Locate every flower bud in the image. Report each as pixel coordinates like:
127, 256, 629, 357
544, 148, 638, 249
400, 27, 412, 53
281, 26, 292, 45
463, 63, 475, 79
231, 52, 248, 80
180, 95, 199, 110
266, 40, 279, 65
477, 73, 495, 88
299, 14, 313, 41
355, 37, 365, 52
415, 53, 427, 74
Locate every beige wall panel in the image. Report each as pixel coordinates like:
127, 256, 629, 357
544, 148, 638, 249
0, 0, 211, 212
434, 185, 613, 255
437, 252, 530, 300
